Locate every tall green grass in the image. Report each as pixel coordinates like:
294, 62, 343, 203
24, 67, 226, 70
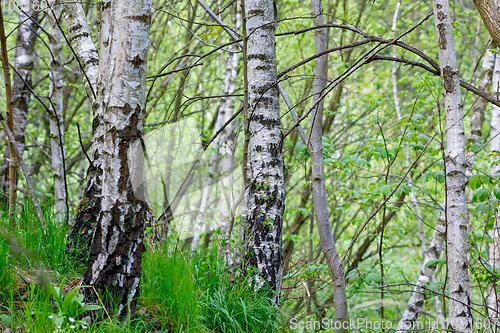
142, 243, 287, 332
141, 243, 201, 331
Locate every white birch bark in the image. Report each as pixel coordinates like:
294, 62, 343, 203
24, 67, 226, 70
8, 0, 37, 157
396, 46, 495, 333
241, 0, 285, 301
467, 49, 495, 172
488, 52, 500, 320
48, 4, 67, 224
391, 0, 428, 257
62, 1, 102, 254
82, 0, 153, 318
309, 0, 347, 329
0, 0, 37, 221
61, 2, 98, 103
433, 0, 472, 330
220, 4, 241, 264
191, 46, 239, 250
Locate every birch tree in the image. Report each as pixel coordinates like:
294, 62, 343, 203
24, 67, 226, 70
81, 0, 153, 318
48, 3, 67, 224
241, 0, 285, 301
433, 0, 472, 330
191, 40, 240, 250
396, 48, 495, 332
62, 0, 100, 255
1, 0, 38, 179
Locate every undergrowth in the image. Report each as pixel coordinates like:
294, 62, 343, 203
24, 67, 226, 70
0, 203, 287, 332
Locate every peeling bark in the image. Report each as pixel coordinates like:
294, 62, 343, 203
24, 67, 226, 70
241, 0, 285, 302
82, 0, 153, 319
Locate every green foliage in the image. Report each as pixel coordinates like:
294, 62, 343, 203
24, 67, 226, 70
47, 280, 101, 330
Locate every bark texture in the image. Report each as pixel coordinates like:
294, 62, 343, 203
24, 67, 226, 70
433, 0, 472, 330
310, 0, 348, 329
62, 1, 100, 257
82, 0, 152, 318
472, 0, 500, 48
241, 0, 285, 302
48, 4, 68, 224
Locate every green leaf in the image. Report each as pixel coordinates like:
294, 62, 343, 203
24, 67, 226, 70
472, 142, 486, 154
380, 185, 391, 196
365, 272, 382, 284
473, 188, 489, 202
425, 259, 445, 269
0, 314, 11, 328
468, 175, 482, 190
77, 304, 102, 316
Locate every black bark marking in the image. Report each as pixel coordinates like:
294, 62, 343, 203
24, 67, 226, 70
436, 23, 447, 50
442, 65, 456, 93
127, 14, 151, 25
248, 53, 271, 62
248, 9, 265, 16
131, 55, 144, 69
437, 10, 446, 21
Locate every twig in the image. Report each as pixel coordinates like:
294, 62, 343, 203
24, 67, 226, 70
76, 123, 95, 169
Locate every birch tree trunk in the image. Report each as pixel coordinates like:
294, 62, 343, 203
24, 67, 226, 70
191, 45, 239, 251
396, 47, 494, 333
309, 0, 347, 328
241, 0, 285, 302
82, 0, 153, 318
48, 4, 67, 224
220, 4, 241, 263
62, 1, 100, 255
1, 0, 38, 183
488, 52, 500, 320
433, 0, 472, 330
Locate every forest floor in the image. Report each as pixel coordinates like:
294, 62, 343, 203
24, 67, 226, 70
0, 203, 288, 332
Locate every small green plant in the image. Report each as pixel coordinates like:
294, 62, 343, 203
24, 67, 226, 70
47, 280, 101, 330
